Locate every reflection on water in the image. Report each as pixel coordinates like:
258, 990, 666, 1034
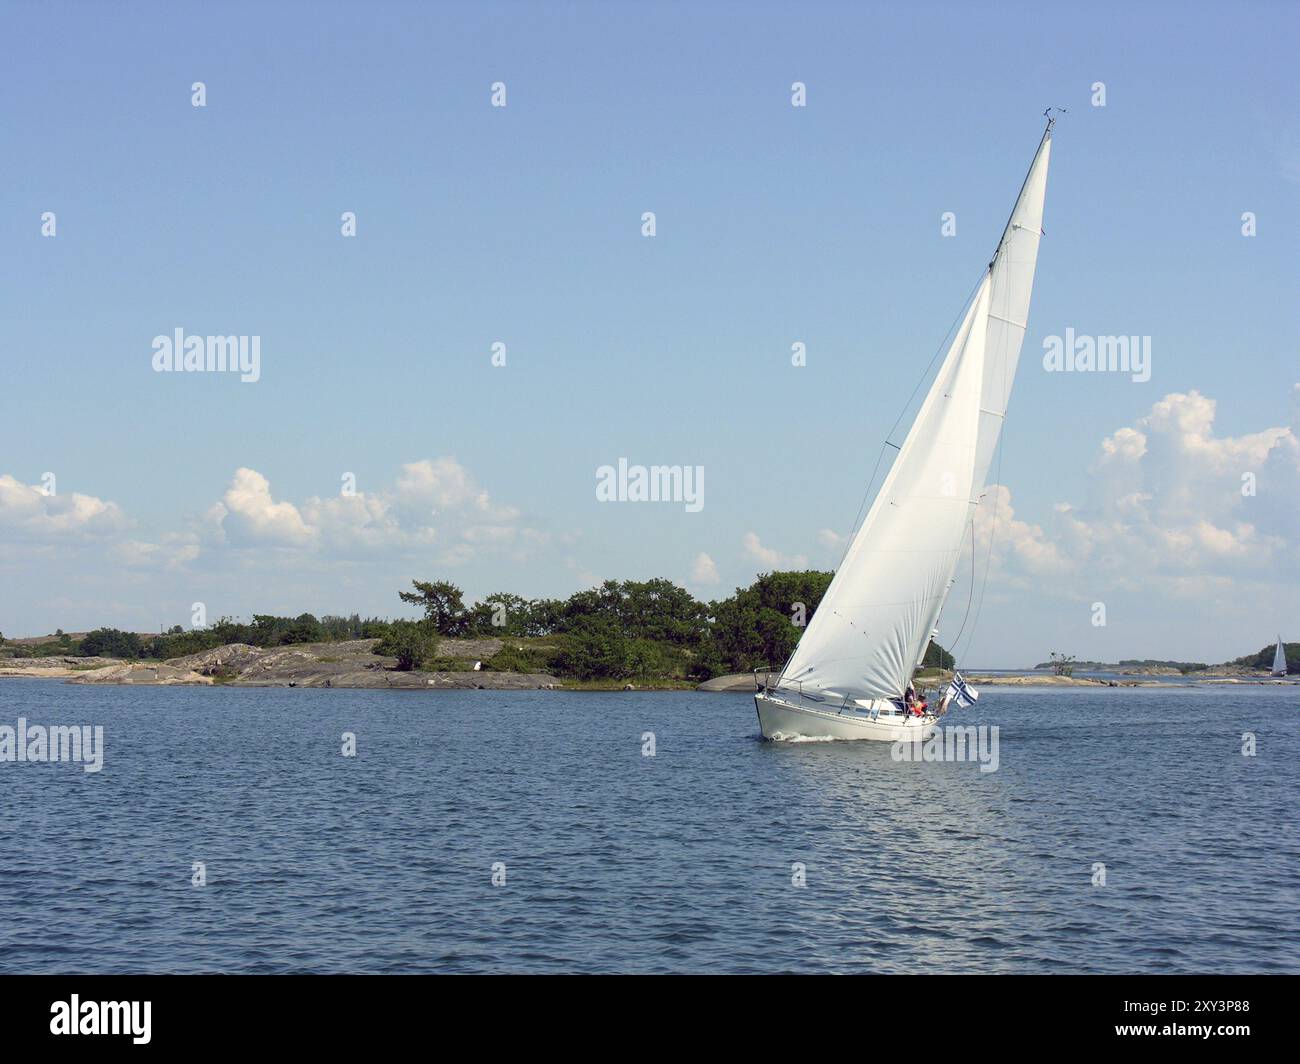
0, 680, 1296, 972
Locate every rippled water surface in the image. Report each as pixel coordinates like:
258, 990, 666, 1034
1, 680, 1297, 973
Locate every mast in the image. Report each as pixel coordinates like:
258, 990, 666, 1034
990, 110, 1058, 268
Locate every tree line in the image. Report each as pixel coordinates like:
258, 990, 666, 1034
0, 572, 957, 682
350, 573, 951, 679
0, 615, 389, 663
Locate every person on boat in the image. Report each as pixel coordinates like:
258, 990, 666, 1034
904, 683, 928, 717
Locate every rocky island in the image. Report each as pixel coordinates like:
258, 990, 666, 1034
2, 575, 1291, 693
1, 638, 562, 689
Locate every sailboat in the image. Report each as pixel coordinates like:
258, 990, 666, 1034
756, 115, 1055, 741
1271, 636, 1287, 676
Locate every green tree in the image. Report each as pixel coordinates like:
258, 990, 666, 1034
705, 570, 834, 673
398, 580, 469, 635
1048, 651, 1076, 677
923, 642, 955, 670
320, 614, 356, 640
558, 578, 709, 645
524, 598, 565, 636
464, 593, 538, 636
551, 616, 632, 679
79, 628, 144, 659
373, 621, 439, 671
251, 613, 324, 645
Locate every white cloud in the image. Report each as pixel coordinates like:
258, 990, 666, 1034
211, 468, 315, 547
0, 458, 544, 599
983, 388, 1300, 592
690, 551, 720, 585
743, 531, 807, 570
301, 492, 415, 551
205, 459, 534, 566
394, 458, 518, 521
564, 557, 602, 589
0, 475, 130, 538
974, 484, 1069, 578
111, 533, 201, 571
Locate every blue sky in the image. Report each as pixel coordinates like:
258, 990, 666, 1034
2, 0, 1297, 665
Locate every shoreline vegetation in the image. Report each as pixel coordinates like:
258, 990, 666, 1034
0, 574, 1293, 691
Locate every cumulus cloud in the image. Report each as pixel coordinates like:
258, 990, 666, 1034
980, 388, 1299, 592
973, 484, 1068, 579
211, 468, 316, 547
690, 551, 720, 585
205, 458, 534, 565
394, 457, 516, 519
0, 458, 541, 587
743, 531, 807, 570
300, 491, 413, 551
0, 475, 130, 537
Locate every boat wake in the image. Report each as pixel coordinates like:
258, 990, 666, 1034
770, 732, 840, 743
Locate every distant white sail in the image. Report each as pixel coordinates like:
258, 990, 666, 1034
779, 126, 1052, 701
1272, 636, 1287, 676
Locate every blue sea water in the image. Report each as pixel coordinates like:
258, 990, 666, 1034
0, 679, 1296, 973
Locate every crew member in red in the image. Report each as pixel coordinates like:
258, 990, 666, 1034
905, 684, 928, 717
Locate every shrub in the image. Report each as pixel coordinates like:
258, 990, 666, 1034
550, 617, 631, 680
484, 644, 557, 673
79, 628, 145, 659
372, 621, 438, 671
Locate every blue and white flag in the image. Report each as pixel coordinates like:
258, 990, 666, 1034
947, 672, 979, 708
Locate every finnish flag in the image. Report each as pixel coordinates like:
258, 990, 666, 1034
947, 672, 979, 708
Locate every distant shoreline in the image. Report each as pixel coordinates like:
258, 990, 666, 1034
1, 645, 1293, 693
697, 670, 1297, 692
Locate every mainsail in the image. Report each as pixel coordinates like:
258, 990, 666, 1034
1272, 636, 1287, 676
779, 122, 1053, 701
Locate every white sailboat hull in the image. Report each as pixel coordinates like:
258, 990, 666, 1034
755, 691, 937, 743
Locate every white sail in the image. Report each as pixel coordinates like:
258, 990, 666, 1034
975, 130, 1052, 503
1272, 636, 1287, 676
779, 125, 1052, 701
781, 277, 991, 699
